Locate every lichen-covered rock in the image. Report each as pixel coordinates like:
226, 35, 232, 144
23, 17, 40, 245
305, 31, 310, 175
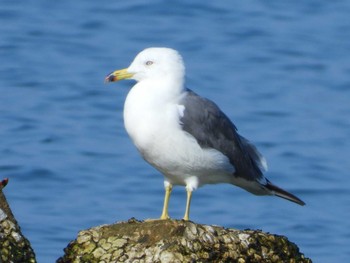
57, 218, 312, 263
0, 179, 37, 263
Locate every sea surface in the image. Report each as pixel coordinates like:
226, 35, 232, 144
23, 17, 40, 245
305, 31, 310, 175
1, 1, 350, 262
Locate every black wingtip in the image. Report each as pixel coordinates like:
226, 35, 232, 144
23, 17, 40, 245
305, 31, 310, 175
265, 180, 305, 206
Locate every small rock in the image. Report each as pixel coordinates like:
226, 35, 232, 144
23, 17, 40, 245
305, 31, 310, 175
92, 247, 106, 259
0, 208, 7, 221
112, 238, 128, 248
77, 233, 91, 244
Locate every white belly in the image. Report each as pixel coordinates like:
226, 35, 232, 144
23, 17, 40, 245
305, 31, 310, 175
123, 83, 234, 188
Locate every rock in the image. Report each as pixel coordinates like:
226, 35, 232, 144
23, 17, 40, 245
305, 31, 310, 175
0, 178, 311, 263
57, 218, 312, 263
0, 178, 37, 263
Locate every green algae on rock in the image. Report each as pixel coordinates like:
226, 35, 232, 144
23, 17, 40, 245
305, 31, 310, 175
57, 218, 312, 263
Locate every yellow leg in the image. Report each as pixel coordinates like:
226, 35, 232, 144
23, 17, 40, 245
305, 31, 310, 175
160, 184, 172, 219
183, 188, 192, 221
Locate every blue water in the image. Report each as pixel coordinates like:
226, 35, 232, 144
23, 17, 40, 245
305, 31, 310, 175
1, 1, 350, 262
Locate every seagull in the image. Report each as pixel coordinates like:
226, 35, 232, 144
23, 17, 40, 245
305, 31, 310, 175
105, 47, 305, 220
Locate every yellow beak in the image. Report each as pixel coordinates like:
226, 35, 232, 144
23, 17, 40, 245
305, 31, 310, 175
105, 68, 134, 82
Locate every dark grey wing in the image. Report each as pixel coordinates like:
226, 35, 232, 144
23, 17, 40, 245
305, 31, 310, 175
179, 89, 265, 181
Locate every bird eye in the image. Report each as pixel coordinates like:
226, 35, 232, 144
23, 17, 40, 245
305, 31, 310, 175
146, 61, 153, 66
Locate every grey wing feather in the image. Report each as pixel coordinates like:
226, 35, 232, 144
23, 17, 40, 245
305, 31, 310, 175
239, 136, 268, 172
179, 89, 265, 181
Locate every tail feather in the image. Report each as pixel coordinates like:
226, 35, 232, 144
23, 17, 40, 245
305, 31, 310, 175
265, 179, 305, 206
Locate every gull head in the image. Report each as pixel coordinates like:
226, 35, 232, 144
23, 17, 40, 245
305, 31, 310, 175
105, 47, 185, 83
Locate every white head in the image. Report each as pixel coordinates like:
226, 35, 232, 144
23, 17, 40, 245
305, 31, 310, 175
128, 48, 185, 82
106, 47, 185, 83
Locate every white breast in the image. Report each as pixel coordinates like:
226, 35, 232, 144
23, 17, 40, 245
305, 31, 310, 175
123, 80, 235, 188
